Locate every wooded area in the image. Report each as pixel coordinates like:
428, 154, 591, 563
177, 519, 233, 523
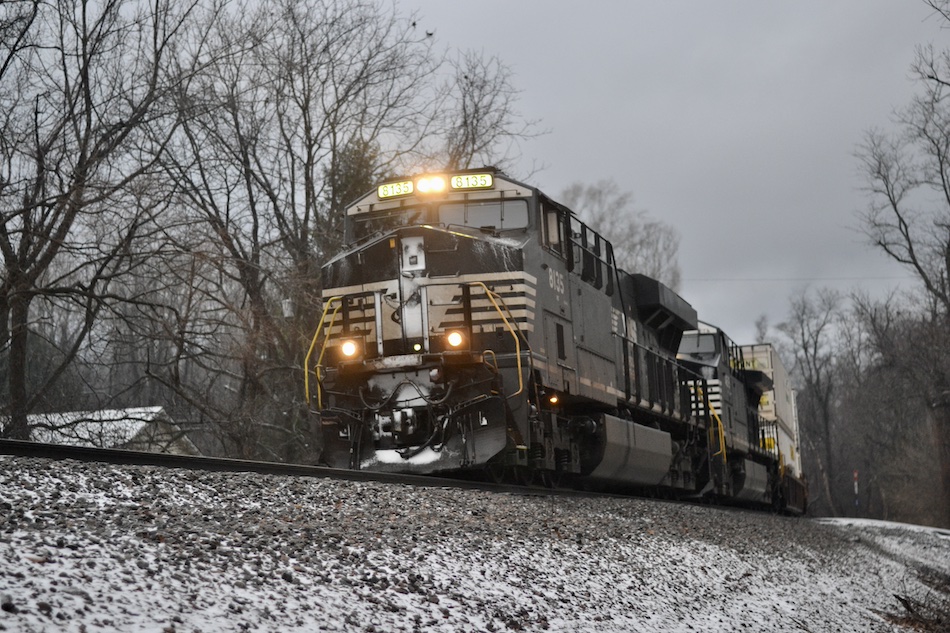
775, 288, 949, 526
0, 0, 534, 459
784, 0, 950, 527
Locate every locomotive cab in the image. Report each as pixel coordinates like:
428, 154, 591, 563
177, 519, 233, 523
677, 324, 778, 502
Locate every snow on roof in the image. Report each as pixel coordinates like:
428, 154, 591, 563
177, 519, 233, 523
27, 407, 198, 454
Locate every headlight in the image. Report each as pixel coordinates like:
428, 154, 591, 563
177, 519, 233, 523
340, 340, 360, 358
446, 330, 464, 348
416, 175, 446, 193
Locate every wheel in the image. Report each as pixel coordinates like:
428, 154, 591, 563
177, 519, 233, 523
539, 468, 563, 489
484, 460, 508, 484
512, 466, 534, 487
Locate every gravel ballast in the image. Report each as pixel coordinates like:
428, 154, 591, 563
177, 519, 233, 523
1, 455, 948, 632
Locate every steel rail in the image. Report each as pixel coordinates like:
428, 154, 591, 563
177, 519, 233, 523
0, 439, 595, 499
0, 439, 802, 513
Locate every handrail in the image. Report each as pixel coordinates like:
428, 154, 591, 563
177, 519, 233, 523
482, 349, 499, 372
470, 281, 524, 398
304, 296, 344, 407
692, 385, 728, 467
306, 282, 527, 406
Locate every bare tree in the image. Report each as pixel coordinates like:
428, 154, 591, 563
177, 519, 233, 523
774, 285, 948, 523
778, 288, 843, 516
440, 50, 539, 172
846, 291, 949, 523
559, 180, 682, 290
0, 0, 213, 439
856, 13, 950, 521
0, 0, 542, 455
152, 0, 445, 458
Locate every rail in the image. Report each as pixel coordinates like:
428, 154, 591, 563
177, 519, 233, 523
0, 438, 642, 501
0, 438, 559, 493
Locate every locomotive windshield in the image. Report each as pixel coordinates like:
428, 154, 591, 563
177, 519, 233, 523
347, 207, 424, 244
438, 200, 528, 231
678, 332, 718, 356
345, 199, 529, 245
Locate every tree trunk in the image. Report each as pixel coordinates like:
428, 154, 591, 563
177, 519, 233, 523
6, 290, 32, 440
822, 400, 839, 515
931, 401, 950, 526
803, 436, 838, 516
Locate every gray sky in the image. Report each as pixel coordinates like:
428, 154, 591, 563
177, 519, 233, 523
404, 1, 942, 343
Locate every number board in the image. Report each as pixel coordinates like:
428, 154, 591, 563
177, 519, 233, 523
450, 173, 494, 190
378, 180, 414, 199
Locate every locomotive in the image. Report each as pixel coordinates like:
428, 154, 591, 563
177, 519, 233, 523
306, 168, 807, 512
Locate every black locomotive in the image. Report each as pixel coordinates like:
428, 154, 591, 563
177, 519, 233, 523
306, 168, 807, 512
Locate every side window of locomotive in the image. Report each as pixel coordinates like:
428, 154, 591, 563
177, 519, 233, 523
577, 223, 603, 290
543, 205, 565, 256
569, 215, 584, 264
589, 231, 604, 290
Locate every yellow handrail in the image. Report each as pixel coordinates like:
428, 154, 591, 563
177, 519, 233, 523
470, 281, 524, 398
482, 349, 499, 372
304, 296, 344, 407
305, 283, 526, 406
693, 385, 728, 466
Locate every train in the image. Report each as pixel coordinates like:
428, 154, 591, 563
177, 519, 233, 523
305, 168, 807, 513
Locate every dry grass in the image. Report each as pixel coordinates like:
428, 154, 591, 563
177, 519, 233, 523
883, 569, 950, 632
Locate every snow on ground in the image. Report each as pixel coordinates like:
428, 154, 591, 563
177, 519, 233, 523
816, 518, 950, 574
1, 455, 948, 632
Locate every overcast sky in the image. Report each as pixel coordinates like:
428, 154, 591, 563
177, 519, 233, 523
403, 1, 943, 344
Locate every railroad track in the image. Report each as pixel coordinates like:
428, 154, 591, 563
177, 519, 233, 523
2, 440, 787, 527
0, 439, 588, 499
